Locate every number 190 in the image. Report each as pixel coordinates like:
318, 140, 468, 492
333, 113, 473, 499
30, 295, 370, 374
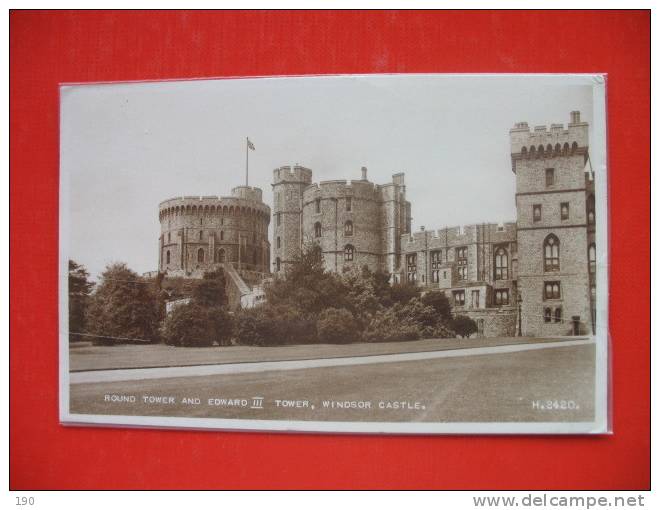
16, 497, 34, 506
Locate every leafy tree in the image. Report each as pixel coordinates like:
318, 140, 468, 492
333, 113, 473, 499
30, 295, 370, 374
234, 304, 317, 346
388, 282, 421, 306
451, 315, 478, 338
162, 303, 232, 347
192, 268, 227, 307
316, 308, 358, 344
86, 263, 160, 345
68, 260, 94, 342
421, 290, 452, 323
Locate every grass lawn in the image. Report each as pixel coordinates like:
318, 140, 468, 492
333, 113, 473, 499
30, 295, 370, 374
69, 336, 578, 372
69, 343, 595, 423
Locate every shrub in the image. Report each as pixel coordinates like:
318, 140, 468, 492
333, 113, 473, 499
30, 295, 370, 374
192, 269, 227, 307
234, 304, 317, 346
362, 307, 420, 343
421, 290, 452, 323
316, 308, 358, 344
451, 315, 478, 338
162, 303, 232, 347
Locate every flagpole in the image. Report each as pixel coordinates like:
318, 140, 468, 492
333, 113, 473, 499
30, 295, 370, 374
245, 137, 249, 186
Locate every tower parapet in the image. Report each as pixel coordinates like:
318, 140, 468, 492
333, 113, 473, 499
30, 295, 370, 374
510, 111, 589, 173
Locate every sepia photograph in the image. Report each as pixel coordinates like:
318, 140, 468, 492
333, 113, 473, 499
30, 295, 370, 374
59, 73, 609, 434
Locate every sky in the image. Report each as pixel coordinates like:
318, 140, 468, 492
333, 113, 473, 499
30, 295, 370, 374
60, 74, 594, 279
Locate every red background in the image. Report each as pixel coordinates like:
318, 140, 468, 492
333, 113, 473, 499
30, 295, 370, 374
10, 10, 650, 489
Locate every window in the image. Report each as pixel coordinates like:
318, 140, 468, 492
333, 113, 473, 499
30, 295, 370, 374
544, 281, 561, 300
544, 234, 560, 271
277, 236, 281, 249
220, 231, 224, 241
554, 307, 562, 323
494, 247, 509, 280
346, 197, 352, 211
166, 250, 170, 264
453, 290, 465, 306
544, 307, 552, 323
276, 257, 281, 272
315, 198, 321, 213
168, 232, 171, 243
199, 230, 203, 240
587, 194, 595, 225
471, 290, 480, 308
197, 248, 204, 263
533, 204, 542, 222
545, 168, 555, 187
589, 243, 596, 274
276, 212, 281, 226
217, 249, 225, 263
431, 250, 442, 283
494, 288, 510, 306
200, 218, 203, 226
456, 247, 467, 280
406, 253, 417, 283
561, 202, 570, 220
314, 222, 322, 238
344, 244, 354, 262
344, 220, 353, 236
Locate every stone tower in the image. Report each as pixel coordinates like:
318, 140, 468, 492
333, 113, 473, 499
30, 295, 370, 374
271, 165, 313, 274
510, 111, 595, 336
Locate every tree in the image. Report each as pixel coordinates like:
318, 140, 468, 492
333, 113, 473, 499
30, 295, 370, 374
192, 268, 227, 307
86, 262, 160, 345
451, 315, 478, 338
68, 260, 94, 342
316, 308, 358, 344
421, 290, 452, 323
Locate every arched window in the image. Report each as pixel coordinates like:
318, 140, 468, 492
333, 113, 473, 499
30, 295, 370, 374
276, 257, 281, 272
538, 145, 544, 157
494, 247, 509, 280
546, 144, 553, 154
344, 220, 353, 236
217, 249, 225, 263
197, 248, 204, 263
521, 146, 527, 157
220, 231, 224, 241
563, 142, 570, 155
344, 244, 354, 262
199, 230, 203, 240
314, 222, 322, 238
571, 141, 578, 153
544, 234, 560, 272
587, 194, 595, 225
166, 250, 170, 264
588, 243, 596, 274
554, 307, 562, 323
555, 143, 561, 154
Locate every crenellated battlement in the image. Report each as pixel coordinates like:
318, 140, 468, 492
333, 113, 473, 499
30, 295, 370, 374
510, 111, 589, 160
401, 222, 517, 248
158, 193, 270, 221
272, 165, 313, 185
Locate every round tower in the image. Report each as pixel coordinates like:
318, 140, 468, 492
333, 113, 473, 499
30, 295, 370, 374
271, 165, 312, 274
158, 186, 271, 278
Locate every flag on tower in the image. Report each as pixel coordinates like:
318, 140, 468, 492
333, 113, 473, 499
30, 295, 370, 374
247, 138, 255, 151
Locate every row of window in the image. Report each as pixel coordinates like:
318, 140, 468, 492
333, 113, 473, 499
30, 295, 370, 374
532, 195, 595, 224
273, 244, 356, 272
165, 247, 264, 266
450, 288, 510, 308
312, 221, 353, 238
403, 236, 595, 282
166, 230, 263, 243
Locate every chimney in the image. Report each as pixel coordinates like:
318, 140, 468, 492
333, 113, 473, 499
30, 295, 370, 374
361, 166, 368, 180
570, 111, 581, 124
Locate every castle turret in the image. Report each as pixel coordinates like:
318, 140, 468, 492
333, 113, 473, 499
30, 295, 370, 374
511, 111, 594, 336
271, 165, 313, 273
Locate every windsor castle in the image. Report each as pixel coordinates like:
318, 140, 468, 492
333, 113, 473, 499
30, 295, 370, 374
156, 111, 597, 338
